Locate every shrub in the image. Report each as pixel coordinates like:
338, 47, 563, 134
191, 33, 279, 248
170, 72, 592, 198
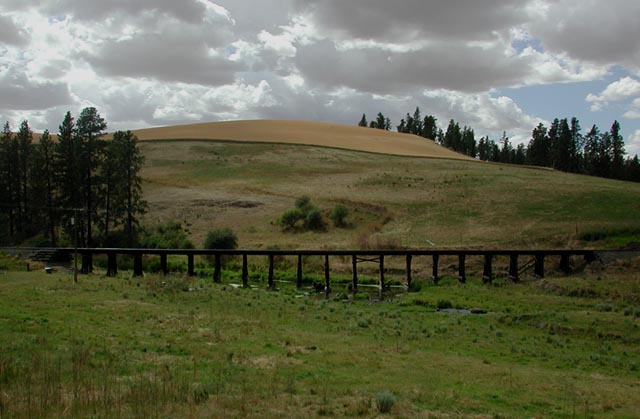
295, 195, 313, 214
330, 204, 348, 227
204, 228, 238, 250
139, 221, 194, 249
280, 208, 303, 229
375, 391, 396, 413
305, 208, 325, 231
436, 299, 453, 309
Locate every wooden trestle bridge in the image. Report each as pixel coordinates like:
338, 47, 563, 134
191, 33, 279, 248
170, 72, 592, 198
41, 247, 605, 292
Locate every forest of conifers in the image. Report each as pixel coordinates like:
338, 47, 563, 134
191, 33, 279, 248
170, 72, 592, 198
0, 108, 146, 248
360, 108, 640, 182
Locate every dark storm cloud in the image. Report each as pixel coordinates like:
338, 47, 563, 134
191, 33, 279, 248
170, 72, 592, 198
43, 0, 209, 23
294, 0, 528, 42
295, 40, 531, 94
0, 14, 30, 46
84, 32, 243, 86
529, 0, 640, 71
0, 68, 72, 110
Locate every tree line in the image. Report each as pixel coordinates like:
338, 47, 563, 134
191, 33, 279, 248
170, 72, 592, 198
0, 108, 146, 255
358, 108, 640, 182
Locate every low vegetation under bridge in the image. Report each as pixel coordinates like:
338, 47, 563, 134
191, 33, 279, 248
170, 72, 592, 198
13, 247, 628, 293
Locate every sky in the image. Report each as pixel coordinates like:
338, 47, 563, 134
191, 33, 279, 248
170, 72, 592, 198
1, 0, 640, 155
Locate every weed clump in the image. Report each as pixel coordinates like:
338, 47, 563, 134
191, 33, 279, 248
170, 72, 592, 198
375, 391, 396, 413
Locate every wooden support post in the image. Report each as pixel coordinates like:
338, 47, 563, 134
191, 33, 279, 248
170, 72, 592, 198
133, 254, 143, 277
458, 254, 466, 283
160, 254, 168, 275
432, 254, 439, 283
324, 255, 331, 294
482, 254, 493, 283
268, 255, 274, 289
406, 254, 413, 290
535, 254, 545, 278
81, 253, 92, 274
187, 254, 194, 277
107, 252, 117, 277
242, 254, 249, 288
560, 254, 571, 274
379, 255, 386, 291
214, 254, 222, 283
296, 254, 303, 289
352, 255, 358, 293
509, 254, 519, 282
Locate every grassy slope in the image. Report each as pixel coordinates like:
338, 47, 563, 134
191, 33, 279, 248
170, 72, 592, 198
140, 139, 640, 250
1, 266, 639, 418
132, 120, 473, 160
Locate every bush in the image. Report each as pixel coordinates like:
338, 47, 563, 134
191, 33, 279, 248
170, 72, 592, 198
204, 228, 238, 250
375, 391, 396, 413
295, 195, 312, 214
330, 204, 348, 227
305, 208, 325, 231
139, 221, 194, 249
280, 208, 303, 229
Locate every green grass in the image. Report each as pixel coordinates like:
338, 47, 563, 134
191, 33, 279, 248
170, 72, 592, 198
140, 140, 640, 250
1, 260, 639, 418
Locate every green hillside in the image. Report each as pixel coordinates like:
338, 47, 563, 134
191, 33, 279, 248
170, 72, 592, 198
140, 140, 640, 250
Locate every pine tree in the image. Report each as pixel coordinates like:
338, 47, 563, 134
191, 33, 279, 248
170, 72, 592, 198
16, 120, 33, 233
55, 111, 84, 244
423, 115, 438, 140
75, 107, 107, 249
30, 130, 58, 245
0, 123, 18, 240
526, 123, 549, 167
75, 107, 107, 272
396, 119, 406, 133
500, 132, 512, 164
610, 120, 625, 179
112, 131, 146, 246
412, 107, 423, 136
358, 114, 367, 127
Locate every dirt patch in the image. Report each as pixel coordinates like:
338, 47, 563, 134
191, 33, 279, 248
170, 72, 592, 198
190, 199, 263, 209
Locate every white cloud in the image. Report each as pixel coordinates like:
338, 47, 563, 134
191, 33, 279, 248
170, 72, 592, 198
628, 129, 640, 156
422, 89, 542, 144
0, 0, 638, 148
586, 77, 640, 112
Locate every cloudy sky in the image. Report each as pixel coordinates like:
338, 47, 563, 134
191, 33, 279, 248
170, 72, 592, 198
1, 0, 639, 154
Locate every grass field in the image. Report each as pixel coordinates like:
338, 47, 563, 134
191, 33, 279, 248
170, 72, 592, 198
1, 258, 639, 418
140, 139, 640, 250
8, 120, 640, 418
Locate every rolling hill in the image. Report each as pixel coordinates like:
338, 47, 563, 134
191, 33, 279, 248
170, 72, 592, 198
132, 119, 473, 160
135, 120, 640, 250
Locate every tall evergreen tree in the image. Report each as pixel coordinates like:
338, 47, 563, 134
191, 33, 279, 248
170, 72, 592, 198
112, 131, 147, 246
500, 132, 512, 164
75, 107, 107, 273
423, 115, 438, 140
30, 130, 58, 245
569, 117, 583, 173
526, 123, 548, 166
16, 120, 33, 233
75, 107, 107, 250
610, 120, 625, 179
0, 123, 18, 240
358, 114, 368, 127
55, 111, 84, 244
412, 107, 423, 136
583, 124, 601, 176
